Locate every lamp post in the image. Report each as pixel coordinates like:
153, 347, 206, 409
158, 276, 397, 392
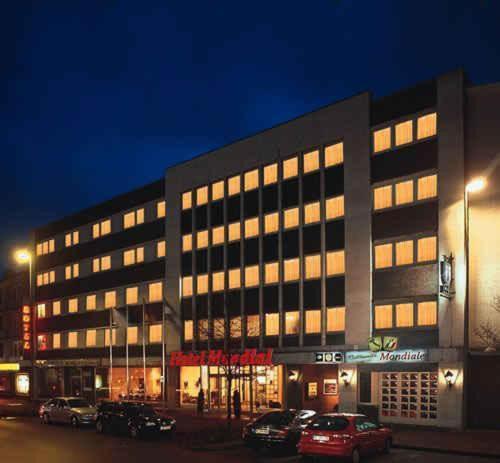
463, 177, 486, 429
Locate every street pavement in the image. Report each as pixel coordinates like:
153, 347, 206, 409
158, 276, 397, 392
0, 416, 498, 463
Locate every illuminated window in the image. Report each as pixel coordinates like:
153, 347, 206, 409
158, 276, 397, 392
304, 202, 320, 224
197, 274, 208, 294
36, 243, 42, 256
52, 300, 61, 316
127, 326, 138, 344
263, 163, 278, 185
184, 320, 194, 342
417, 301, 437, 326
68, 298, 78, 313
374, 243, 393, 269
157, 200, 166, 218
126, 286, 138, 305
86, 295, 96, 311
65, 263, 79, 280
374, 305, 393, 329
284, 207, 299, 229
228, 222, 240, 241
417, 174, 437, 200
303, 150, 319, 173
228, 175, 241, 196
395, 120, 413, 146
212, 180, 225, 201
196, 186, 208, 206
305, 254, 321, 279
92, 219, 111, 238
265, 313, 280, 336
124, 208, 145, 229
305, 310, 321, 334
93, 255, 111, 272
182, 276, 193, 297
65, 231, 79, 247
326, 196, 344, 220
86, 329, 97, 347
212, 271, 225, 292
149, 282, 163, 302
104, 291, 116, 309
197, 230, 209, 249
247, 315, 260, 337
52, 333, 61, 349
182, 191, 192, 210
373, 127, 391, 153
68, 332, 78, 348
244, 217, 259, 238
182, 234, 192, 252
212, 226, 225, 245
37, 239, 55, 255
230, 317, 242, 338
417, 236, 437, 262
198, 319, 209, 341
244, 169, 259, 191
264, 212, 279, 234
283, 156, 298, 179
123, 247, 144, 266
264, 262, 279, 284
374, 185, 393, 210
395, 180, 414, 205
325, 142, 343, 167
327, 307, 345, 332
229, 269, 241, 289
37, 304, 46, 318
285, 311, 300, 335
213, 319, 225, 339
104, 328, 117, 346
396, 303, 414, 327
149, 324, 162, 343
417, 113, 437, 139
244, 265, 260, 287
396, 240, 414, 266
157, 241, 166, 258
326, 250, 345, 275
37, 270, 56, 286
284, 258, 300, 281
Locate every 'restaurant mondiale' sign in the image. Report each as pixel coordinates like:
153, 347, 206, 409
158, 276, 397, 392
170, 349, 273, 367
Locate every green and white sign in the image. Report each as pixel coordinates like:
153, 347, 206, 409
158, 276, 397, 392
345, 349, 428, 364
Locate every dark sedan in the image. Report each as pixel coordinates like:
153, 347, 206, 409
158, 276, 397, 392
96, 401, 176, 439
243, 409, 316, 451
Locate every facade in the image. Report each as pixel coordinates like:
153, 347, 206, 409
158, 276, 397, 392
29, 69, 500, 429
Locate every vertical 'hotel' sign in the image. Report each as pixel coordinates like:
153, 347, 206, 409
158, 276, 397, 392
22, 305, 32, 353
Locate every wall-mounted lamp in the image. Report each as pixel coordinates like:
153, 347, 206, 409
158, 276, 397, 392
444, 370, 456, 388
288, 370, 299, 382
340, 370, 352, 387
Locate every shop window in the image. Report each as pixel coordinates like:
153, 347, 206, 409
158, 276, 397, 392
104, 328, 117, 346
52, 300, 61, 316
182, 234, 193, 252
284, 258, 300, 282
327, 307, 345, 332
247, 314, 260, 337
373, 127, 391, 153
417, 113, 437, 139
326, 250, 345, 276
123, 247, 144, 266
197, 274, 208, 294
284, 207, 299, 229
326, 196, 344, 220
228, 175, 241, 196
305, 310, 321, 334
86, 295, 96, 311
417, 236, 437, 262
104, 291, 116, 309
149, 324, 162, 343
212, 180, 225, 201
65, 231, 79, 247
182, 276, 193, 297
68, 298, 78, 313
303, 150, 319, 173
265, 313, 280, 336
126, 287, 138, 305
68, 332, 78, 348
264, 262, 279, 284
417, 174, 437, 200
285, 311, 300, 335
395, 240, 414, 266
305, 254, 321, 279
157, 241, 166, 258
228, 268, 241, 289
245, 265, 260, 287
396, 303, 414, 327
228, 222, 241, 241
264, 163, 278, 185
245, 217, 259, 238
197, 230, 209, 249
184, 320, 194, 342
375, 243, 393, 269
127, 326, 138, 344
37, 303, 46, 318
395, 120, 413, 146
212, 272, 225, 292
149, 282, 163, 302
417, 301, 437, 326
395, 180, 414, 205
244, 169, 259, 191
374, 305, 393, 329
230, 317, 242, 338
123, 208, 144, 229
65, 263, 79, 280
196, 186, 208, 206
304, 202, 321, 224
157, 200, 166, 218
53, 333, 61, 349
325, 142, 343, 167
213, 318, 225, 339
283, 156, 298, 179
212, 226, 225, 245
374, 185, 393, 210
264, 212, 279, 234
86, 329, 97, 347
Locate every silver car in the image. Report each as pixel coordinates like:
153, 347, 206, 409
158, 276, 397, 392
40, 397, 97, 427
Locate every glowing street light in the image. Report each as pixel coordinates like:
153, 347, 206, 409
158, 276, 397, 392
14, 249, 31, 264
466, 177, 486, 193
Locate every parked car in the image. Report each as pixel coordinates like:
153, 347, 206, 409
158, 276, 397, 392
243, 409, 316, 451
95, 401, 176, 438
298, 413, 392, 463
39, 397, 97, 427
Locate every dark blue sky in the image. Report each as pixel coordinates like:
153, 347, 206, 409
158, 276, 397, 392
2, 0, 500, 274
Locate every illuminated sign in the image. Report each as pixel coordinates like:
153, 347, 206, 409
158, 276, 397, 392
170, 349, 273, 367
345, 349, 428, 364
315, 352, 344, 363
0, 363, 20, 372
21, 305, 32, 352
368, 336, 398, 352
15, 373, 30, 395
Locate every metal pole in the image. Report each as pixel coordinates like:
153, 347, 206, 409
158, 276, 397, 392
162, 299, 166, 410
109, 308, 113, 400
126, 304, 129, 399
462, 189, 470, 430
142, 299, 147, 400
29, 257, 38, 401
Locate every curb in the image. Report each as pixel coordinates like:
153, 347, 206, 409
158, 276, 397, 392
393, 443, 500, 459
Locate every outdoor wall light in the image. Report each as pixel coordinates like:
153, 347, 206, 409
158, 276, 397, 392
444, 370, 456, 388
288, 370, 299, 382
340, 370, 352, 387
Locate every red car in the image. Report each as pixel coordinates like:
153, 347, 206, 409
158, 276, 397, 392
298, 413, 392, 463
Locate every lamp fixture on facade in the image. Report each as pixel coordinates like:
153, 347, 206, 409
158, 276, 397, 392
444, 370, 456, 388
340, 370, 351, 386
288, 370, 299, 382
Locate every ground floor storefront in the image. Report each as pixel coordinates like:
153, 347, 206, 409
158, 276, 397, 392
0, 362, 32, 398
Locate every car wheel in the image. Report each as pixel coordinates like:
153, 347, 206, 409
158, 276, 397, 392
96, 419, 105, 434
71, 416, 79, 428
129, 425, 139, 439
351, 448, 361, 463
383, 438, 392, 454
43, 413, 51, 425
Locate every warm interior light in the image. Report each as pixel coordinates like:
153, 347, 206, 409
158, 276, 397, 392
466, 177, 486, 193
14, 249, 31, 264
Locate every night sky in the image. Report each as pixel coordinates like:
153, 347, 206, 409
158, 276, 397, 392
2, 0, 500, 274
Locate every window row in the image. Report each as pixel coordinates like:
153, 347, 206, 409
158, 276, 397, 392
373, 174, 437, 211
182, 143, 344, 209
374, 300, 437, 329
374, 236, 437, 269
36, 271, 55, 287
36, 239, 55, 256
181, 251, 345, 297
182, 196, 344, 252
373, 112, 437, 154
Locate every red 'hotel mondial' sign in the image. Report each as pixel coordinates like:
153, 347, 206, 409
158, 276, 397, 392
170, 349, 273, 367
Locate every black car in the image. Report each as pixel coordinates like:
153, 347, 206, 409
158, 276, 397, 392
95, 401, 176, 438
243, 409, 316, 451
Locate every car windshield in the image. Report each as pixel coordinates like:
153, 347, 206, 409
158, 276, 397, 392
307, 416, 349, 431
67, 399, 90, 408
126, 404, 156, 416
256, 411, 296, 427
